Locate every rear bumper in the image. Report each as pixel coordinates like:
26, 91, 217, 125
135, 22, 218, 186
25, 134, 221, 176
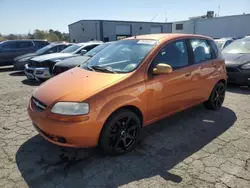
25, 64, 52, 81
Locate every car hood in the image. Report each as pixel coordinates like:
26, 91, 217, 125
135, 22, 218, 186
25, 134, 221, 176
55, 56, 90, 68
33, 67, 128, 106
223, 53, 250, 67
31, 53, 78, 62
15, 53, 36, 61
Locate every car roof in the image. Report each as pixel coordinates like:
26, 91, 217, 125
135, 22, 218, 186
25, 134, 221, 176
126, 33, 213, 42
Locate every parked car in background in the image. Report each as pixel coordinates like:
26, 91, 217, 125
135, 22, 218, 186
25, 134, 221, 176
0, 40, 49, 66
28, 34, 226, 155
53, 42, 113, 75
25, 41, 103, 81
222, 37, 250, 86
215, 38, 234, 50
14, 42, 71, 70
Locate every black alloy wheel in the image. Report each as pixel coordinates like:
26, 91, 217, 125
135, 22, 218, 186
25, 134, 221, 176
99, 110, 141, 155
204, 82, 226, 110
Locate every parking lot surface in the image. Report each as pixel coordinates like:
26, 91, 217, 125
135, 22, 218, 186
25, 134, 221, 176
0, 66, 250, 188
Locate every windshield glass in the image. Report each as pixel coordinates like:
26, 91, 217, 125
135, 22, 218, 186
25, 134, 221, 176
61, 44, 82, 53
82, 39, 157, 73
85, 43, 111, 57
35, 44, 54, 55
223, 40, 250, 54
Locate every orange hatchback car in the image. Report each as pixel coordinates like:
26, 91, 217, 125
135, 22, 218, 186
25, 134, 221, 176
28, 34, 227, 154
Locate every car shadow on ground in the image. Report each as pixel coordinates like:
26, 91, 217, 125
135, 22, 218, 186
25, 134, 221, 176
0, 66, 14, 72
9, 71, 25, 76
21, 79, 41, 86
226, 83, 250, 95
16, 105, 236, 188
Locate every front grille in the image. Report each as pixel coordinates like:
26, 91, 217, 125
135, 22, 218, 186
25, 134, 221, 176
26, 69, 34, 74
53, 66, 69, 75
226, 67, 240, 73
31, 97, 47, 111
28, 60, 41, 68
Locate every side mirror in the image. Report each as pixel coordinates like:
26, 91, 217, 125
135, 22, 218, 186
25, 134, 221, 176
80, 49, 87, 56
153, 63, 173, 75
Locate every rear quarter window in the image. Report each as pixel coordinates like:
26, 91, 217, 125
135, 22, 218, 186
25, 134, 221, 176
209, 40, 219, 58
34, 41, 49, 48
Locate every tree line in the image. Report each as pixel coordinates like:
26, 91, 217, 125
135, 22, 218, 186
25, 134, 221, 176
0, 29, 69, 42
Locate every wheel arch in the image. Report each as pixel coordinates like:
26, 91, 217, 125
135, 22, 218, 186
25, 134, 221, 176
104, 105, 144, 128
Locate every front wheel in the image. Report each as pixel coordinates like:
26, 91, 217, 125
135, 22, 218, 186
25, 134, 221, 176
99, 110, 141, 155
204, 82, 226, 110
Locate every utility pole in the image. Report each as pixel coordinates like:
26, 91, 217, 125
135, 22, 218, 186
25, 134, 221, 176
165, 12, 168, 22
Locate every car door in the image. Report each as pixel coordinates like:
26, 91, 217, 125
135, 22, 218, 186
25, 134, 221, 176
15, 41, 35, 57
145, 39, 199, 122
0, 41, 17, 63
188, 38, 217, 100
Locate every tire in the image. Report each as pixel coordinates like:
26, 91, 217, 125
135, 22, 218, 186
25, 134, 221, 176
204, 82, 226, 110
99, 109, 141, 155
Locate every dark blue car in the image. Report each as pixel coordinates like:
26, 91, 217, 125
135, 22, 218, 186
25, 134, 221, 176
0, 40, 49, 66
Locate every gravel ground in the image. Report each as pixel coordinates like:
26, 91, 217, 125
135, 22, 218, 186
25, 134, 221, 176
0, 66, 250, 188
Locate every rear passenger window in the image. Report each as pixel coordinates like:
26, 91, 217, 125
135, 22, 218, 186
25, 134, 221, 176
152, 40, 189, 70
190, 39, 212, 63
34, 41, 49, 48
16, 41, 33, 49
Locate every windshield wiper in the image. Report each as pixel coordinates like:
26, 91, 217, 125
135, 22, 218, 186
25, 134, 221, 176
87, 65, 95, 71
90, 65, 117, 74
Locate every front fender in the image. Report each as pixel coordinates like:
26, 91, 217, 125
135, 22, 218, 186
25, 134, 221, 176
96, 95, 145, 125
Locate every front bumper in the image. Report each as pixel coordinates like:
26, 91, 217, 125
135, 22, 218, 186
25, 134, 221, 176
226, 67, 250, 85
13, 60, 28, 70
25, 64, 52, 81
27, 98, 102, 148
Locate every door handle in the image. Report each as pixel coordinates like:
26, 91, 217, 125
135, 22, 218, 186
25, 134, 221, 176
185, 72, 191, 77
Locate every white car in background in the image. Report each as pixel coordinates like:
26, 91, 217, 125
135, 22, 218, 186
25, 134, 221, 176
25, 41, 103, 81
215, 38, 234, 50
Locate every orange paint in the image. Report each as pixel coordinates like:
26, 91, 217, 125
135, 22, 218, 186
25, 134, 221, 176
27, 34, 226, 148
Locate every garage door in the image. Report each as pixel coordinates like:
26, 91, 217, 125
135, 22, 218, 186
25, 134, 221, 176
150, 26, 162, 34
116, 25, 131, 35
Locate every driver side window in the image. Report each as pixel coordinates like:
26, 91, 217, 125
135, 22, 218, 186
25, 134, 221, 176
151, 40, 189, 70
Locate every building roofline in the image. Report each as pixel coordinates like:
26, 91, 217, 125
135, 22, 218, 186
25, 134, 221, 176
68, 19, 172, 26
173, 13, 250, 23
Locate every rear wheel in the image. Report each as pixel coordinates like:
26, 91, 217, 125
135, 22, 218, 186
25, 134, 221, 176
99, 110, 141, 155
204, 82, 226, 110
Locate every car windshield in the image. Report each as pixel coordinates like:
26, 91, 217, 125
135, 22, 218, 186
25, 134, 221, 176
215, 41, 224, 49
82, 39, 157, 73
85, 43, 111, 57
61, 44, 82, 53
223, 40, 250, 54
35, 44, 54, 55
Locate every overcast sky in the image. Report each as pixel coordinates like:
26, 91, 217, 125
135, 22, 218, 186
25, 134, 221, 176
0, 0, 249, 35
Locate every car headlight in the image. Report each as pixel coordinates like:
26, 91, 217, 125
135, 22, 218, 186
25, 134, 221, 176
51, 102, 89, 115
241, 62, 250, 69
